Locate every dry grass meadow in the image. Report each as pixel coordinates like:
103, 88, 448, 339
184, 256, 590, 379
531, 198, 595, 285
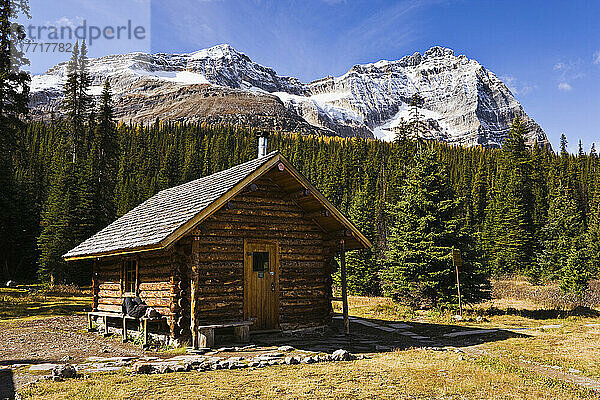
3, 279, 600, 399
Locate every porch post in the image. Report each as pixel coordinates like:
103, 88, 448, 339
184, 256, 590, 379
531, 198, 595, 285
339, 238, 349, 335
190, 236, 200, 349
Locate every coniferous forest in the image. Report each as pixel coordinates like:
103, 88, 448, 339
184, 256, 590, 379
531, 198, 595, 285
1, 1, 599, 309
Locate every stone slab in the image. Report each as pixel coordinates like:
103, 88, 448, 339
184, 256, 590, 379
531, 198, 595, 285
29, 363, 59, 371
442, 329, 498, 338
390, 323, 412, 329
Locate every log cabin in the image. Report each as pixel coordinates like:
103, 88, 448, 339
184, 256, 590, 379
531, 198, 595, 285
64, 138, 371, 347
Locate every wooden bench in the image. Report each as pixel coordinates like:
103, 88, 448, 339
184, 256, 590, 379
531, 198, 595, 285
195, 321, 253, 349
87, 311, 164, 348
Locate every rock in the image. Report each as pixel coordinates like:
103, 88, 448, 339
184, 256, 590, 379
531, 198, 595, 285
52, 364, 77, 379
218, 361, 229, 369
277, 346, 295, 352
217, 347, 235, 352
133, 362, 153, 374
187, 347, 211, 355
29, 363, 60, 371
301, 357, 314, 364
284, 356, 300, 365
317, 354, 331, 362
174, 364, 188, 372
156, 364, 173, 374
60, 355, 72, 362
331, 349, 351, 361
452, 315, 464, 322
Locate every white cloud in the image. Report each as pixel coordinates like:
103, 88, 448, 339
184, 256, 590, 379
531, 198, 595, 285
558, 82, 572, 91
500, 75, 535, 96
53, 16, 85, 29
553, 58, 583, 92
594, 51, 600, 65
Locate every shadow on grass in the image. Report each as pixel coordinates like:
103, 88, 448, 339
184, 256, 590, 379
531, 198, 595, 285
483, 305, 599, 320
0, 360, 48, 366
0, 368, 15, 400
0, 298, 91, 320
249, 315, 530, 355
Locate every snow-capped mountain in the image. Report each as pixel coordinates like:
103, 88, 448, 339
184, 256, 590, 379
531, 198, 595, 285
29, 44, 549, 147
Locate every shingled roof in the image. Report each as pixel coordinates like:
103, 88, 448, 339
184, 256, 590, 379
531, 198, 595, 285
64, 151, 370, 261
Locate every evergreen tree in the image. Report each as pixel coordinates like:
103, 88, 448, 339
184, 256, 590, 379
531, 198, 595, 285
62, 41, 92, 161
37, 137, 78, 283
471, 154, 488, 229
382, 146, 489, 307
485, 117, 536, 275
560, 236, 590, 296
0, 0, 30, 281
341, 187, 380, 295
409, 92, 424, 139
535, 185, 583, 281
90, 80, 118, 230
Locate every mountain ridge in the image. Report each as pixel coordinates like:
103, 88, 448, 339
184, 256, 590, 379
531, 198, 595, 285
29, 44, 550, 148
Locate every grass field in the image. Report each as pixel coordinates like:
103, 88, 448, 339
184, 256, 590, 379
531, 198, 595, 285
4, 280, 600, 399
0, 285, 91, 321
18, 349, 596, 400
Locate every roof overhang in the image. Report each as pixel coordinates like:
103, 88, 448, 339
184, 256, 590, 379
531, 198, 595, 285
64, 153, 371, 261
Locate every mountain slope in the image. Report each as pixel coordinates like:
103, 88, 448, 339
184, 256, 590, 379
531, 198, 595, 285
29, 44, 549, 147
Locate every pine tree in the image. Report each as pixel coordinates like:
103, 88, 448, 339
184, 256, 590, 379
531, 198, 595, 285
0, 0, 30, 282
382, 146, 489, 307
471, 154, 488, 229
62, 41, 80, 161
409, 92, 424, 139
585, 200, 600, 278
486, 117, 536, 275
560, 236, 590, 296
341, 187, 380, 295
535, 185, 583, 281
38, 137, 78, 283
62, 40, 92, 162
90, 80, 118, 230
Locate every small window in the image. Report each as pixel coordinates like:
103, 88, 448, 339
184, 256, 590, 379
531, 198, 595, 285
253, 252, 269, 272
122, 259, 137, 295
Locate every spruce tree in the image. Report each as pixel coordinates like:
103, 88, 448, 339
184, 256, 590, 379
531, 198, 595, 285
382, 146, 489, 307
535, 185, 583, 281
560, 236, 590, 296
38, 137, 78, 283
486, 117, 536, 275
0, 0, 30, 282
62, 41, 80, 161
90, 80, 118, 230
341, 187, 380, 295
62, 40, 92, 162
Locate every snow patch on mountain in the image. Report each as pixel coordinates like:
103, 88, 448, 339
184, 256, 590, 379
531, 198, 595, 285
27, 44, 549, 147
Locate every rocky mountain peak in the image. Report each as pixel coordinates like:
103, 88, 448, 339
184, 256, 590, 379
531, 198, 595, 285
28, 44, 549, 148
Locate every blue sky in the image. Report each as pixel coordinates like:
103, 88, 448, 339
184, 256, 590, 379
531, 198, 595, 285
22, 0, 600, 150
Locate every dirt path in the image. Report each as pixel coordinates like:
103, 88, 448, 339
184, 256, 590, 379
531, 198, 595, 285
0, 315, 152, 392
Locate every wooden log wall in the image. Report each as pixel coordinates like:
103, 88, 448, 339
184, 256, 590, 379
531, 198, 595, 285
188, 175, 334, 330
95, 250, 179, 336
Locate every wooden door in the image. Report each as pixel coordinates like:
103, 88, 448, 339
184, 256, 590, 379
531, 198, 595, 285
244, 240, 279, 330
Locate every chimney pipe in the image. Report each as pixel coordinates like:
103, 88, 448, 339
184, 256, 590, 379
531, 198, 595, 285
257, 131, 268, 158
